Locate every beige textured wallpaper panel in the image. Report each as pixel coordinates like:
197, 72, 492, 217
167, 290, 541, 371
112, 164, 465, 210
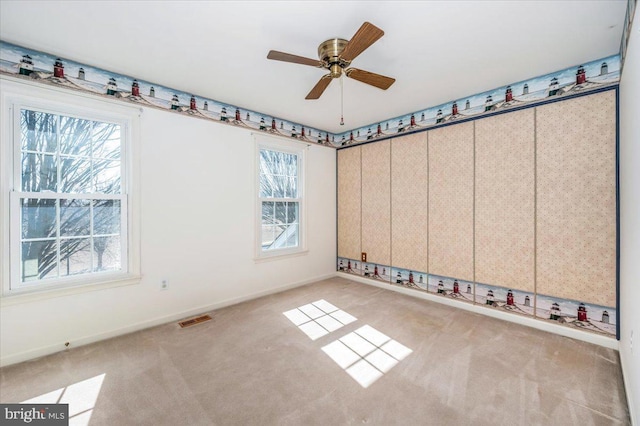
361, 140, 391, 266
391, 133, 429, 272
475, 109, 535, 292
428, 122, 474, 281
337, 147, 361, 260
536, 90, 616, 307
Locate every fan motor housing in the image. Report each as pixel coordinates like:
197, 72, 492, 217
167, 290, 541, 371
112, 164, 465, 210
318, 38, 351, 77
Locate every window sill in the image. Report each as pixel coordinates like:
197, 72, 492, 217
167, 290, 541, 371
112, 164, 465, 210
0, 275, 142, 307
254, 249, 309, 263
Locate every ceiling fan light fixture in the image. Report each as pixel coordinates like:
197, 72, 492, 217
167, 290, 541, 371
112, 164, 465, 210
330, 63, 342, 78
318, 38, 350, 64
267, 21, 395, 100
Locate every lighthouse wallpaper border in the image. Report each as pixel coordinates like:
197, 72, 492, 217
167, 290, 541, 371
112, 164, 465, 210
334, 56, 620, 147
337, 256, 617, 338
0, 40, 621, 148
0, 41, 334, 146
535, 294, 616, 336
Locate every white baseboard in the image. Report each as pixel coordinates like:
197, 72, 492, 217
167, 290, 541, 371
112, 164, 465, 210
619, 349, 638, 425
336, 272, 619, 350
0, 272, 335, 367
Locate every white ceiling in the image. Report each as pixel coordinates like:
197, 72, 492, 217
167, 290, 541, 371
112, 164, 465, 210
0, 1, 628, 133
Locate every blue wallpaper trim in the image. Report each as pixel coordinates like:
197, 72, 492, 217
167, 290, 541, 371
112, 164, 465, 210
0, 41, 334, 146
336, 57, 620, 147
0, 41, 621, 148
615, 86, 621, 340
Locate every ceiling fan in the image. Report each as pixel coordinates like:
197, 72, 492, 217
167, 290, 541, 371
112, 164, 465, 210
267, 22, 395, 100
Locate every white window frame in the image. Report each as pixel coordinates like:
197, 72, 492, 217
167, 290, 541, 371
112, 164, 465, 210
254, 134, 307, 261
0, 77, 141, 303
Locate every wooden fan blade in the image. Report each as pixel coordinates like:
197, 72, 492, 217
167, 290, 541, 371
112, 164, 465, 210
306, 74, 333, 99
339, 22, 384, 62
345, 68, 395, 90
267, 50, 323, 67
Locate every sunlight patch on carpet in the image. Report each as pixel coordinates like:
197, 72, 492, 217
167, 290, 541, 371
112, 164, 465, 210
322, 325, 412, 388
22, 373, 106, 425
283, 299, 356, 340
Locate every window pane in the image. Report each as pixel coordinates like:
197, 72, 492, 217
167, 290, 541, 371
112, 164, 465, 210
60, 237, 92, 276
21, 110, 57, 153
270, 225, 285, 249
60, 156, 92, 193
60, 199, 90, 237
286, 176, 298, 198
21, 198, 57, 239
272, 174, 287, 198
261, 172, 286, 198
274, 201, 288, 224
93, 236, 121, 272
92, 122, 121, 159
261, 202, 274, 225
287, 202, 299, 224
22, 152, 57, 192
22, 240, 57, 282
285, 153, 297, 176
261, 225, 276, 248
281, 174, 291, 198
94, 200, 121, 235
59, 115, 93, 156
260, 149, 280, 173
93, 160, 121, 194
285, 224, 299, 247
259, 172, 274, 198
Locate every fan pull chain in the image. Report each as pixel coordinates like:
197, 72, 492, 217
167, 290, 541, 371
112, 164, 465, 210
340, 76, 345, 126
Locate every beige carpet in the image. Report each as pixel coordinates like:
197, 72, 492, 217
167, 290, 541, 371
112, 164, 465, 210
0, 277, 631, 425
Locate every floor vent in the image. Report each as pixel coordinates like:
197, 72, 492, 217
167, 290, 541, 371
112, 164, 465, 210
178, 314, 212, 328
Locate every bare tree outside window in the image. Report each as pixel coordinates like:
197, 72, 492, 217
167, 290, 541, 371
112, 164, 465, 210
259, 149, 300, 251
20, 109, 123, 282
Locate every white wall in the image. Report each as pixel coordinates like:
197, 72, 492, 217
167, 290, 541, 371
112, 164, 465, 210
0, 81, 336, 366
619, 6, 640, 424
